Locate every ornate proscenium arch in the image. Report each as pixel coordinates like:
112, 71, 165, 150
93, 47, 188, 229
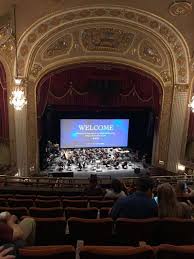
16, 6, 190, 173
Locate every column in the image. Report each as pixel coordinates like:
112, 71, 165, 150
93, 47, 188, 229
14, 104, 28, 176
167, 85, 189, 172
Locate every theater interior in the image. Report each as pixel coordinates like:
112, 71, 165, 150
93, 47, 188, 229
0, 0, 194, 258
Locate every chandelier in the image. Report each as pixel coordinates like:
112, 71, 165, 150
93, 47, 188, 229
188, 96, 194, 112
9, 5, 27, 111
9, 79, 27, 111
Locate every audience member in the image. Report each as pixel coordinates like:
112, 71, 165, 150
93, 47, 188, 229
175, 181, 188, 196
84, 174, 104, 196
104, 179, 126, 199
0, 246, 15, 259
157, 183, 191, 219
0, 212, 36, 246
110, 176, 158, 220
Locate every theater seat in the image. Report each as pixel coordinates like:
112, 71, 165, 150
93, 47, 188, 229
19, 245, 75, 259
65, 207, 98, 219
155, 218, 194, 245
99, 207, 111, 218
35, 199, 61, 208
156, 244, 194, 259
0, 198, 8, 207
115, 218, 159, 245
29, 207, 64, 218
34, 217, 67, 245
62, 199, 88, 208
8, 199, 34, 208
90, 200, 114, 209
68, 217, 113, 245
0, 207, 29, 219
15, 194, 36, 200
36, 195, 59, 200
80, 245, 154, 259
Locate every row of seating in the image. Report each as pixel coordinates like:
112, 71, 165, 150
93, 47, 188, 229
17, 244, 194, 259
0, 194, 109, 200
0, 206, 110, 218
0, 198, 114, 208
9, 216, 194, 246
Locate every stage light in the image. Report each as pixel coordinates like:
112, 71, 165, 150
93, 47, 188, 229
177, 163, 185, 172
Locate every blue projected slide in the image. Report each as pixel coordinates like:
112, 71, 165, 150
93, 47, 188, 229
60, 119, 129, 148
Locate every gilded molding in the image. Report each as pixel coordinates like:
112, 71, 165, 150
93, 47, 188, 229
169, 1, 192, 16
175, 84, 189, 92
43, 34, 73, 59
81, 27, 134, 53
17, 6, 189, 84
139, 39, 163, 67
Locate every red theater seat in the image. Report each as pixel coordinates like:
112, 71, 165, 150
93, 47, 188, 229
29, 207, 64, 218
90, 200, 114, 209
99, 207, 111, 218
35, 199, 61, 208
156, 244, 194, 259
155, 218, 194, 245
62, 199, 88, 208
34, 217, 67, 245
36, 195, 59, 200
8, 199, 34, 208
68, 217, 113, 245
80, 245, 154, 259
19, 245, 75, 259
65, 207, 98, 219
115, 218, 159, 245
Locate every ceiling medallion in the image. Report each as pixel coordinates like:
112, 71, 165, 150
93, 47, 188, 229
169, 1, 192, 16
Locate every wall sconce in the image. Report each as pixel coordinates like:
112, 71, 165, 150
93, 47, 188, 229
188, 96, 194, 112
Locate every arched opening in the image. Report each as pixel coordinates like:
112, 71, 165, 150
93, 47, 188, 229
36, 63, 162, 172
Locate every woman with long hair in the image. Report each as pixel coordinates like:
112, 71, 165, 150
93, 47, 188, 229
157, 183, 191, 219
105, 179, 126, 199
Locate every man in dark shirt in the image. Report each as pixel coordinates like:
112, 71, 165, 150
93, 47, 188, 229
111, 176, 158, 220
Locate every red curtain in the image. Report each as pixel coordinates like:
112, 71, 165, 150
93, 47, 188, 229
0, 62, 8, 141
36, 65, 161, 138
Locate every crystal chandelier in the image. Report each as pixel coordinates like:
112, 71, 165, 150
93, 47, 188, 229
9, 5, 27, 111
188, 96, 194, 112
9, 80, 27, 111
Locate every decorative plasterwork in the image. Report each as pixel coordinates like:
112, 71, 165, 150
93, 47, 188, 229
17, 6, 189, 84
175, 84, 189, 92
139, 40, 163, 67
30, 63, 43, 78
81, 27, 134, 53
160, 71, 172, 83
43, 34, 73, 59
169, 1, 192, 16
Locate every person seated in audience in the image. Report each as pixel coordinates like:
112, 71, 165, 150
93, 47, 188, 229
84, 174, 104, 196
0, 212, 36, 247
175, 181, 188, 196
104, 179, 127, 199
157, 183, 191, 219
0, 246, 15, 259
110, 176, 158, 220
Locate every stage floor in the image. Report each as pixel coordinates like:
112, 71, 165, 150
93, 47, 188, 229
44, 162, 144, 178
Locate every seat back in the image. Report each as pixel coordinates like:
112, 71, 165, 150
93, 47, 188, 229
34, 218, 66, 245
157, 244, 194, 259
65, 207, 98, 219
90, 200, 114, 209
19, 245, 75, 259
80, 245, 154, 259
29, 207, 64, 218
0, 198, 8, 207
115, 218, 159, 245
99, 207, 111, 218
62, 199, 88, 208
15, 195, 36, 200
0, 207, 28, 219
8, 199, 34, 208
35, 199, 61, 208
156, 218, 194, 245
68, 217, 113, 244
36, 195, 59, 200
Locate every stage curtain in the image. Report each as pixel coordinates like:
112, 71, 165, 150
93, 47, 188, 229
0, 62, 8, 141
37, 65, 161, 139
